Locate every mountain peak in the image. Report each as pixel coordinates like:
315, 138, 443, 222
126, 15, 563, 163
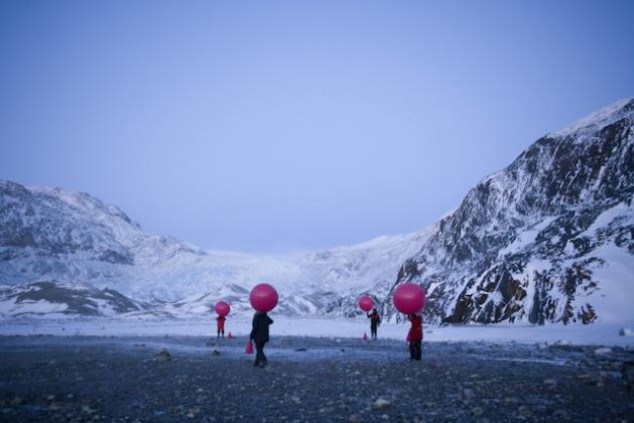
549, 97, 634, 140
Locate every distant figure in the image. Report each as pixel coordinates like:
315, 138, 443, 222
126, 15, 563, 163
250, 311, 274, 368
216, 315, 226, 338
367, 308, 381, 340
407, 313, 423, 360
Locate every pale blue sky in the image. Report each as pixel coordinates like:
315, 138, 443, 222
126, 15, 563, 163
1, 0, 633, 253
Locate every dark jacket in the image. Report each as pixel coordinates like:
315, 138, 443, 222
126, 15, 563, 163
368, 310, 381, 327
250, 312, 273, 343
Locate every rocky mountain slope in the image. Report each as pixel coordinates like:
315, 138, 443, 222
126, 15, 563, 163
1, 98, 632, 324
385, 98, 634, 325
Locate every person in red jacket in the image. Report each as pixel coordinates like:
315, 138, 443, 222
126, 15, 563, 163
407, 313, 423, 360
216, 315, 226, 338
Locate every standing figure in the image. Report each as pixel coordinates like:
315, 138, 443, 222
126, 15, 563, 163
407, 313, 423, 360
250, 311, 274, 368
367, 308, 381, 340
216, 315, 226, 338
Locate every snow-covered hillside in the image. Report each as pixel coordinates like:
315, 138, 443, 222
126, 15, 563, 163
0, 180, 425, 318
385, 98, 634, 325
1, 98, 633, 325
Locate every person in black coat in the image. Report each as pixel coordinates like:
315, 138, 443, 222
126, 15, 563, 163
250, 311, 273, 368
367, 308, 381, 340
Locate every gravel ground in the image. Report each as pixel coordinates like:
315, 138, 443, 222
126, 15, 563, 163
0, 335, 633, 422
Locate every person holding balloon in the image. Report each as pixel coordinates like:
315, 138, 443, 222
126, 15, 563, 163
367, 308, 381, 340
250, 311, 273, 367
407, 313, 423, 360
393, 282, 426, 361
214, 301, 230, 339
216, 315, 226, 338
249, 283, 278, 368
358, 295, 379, 340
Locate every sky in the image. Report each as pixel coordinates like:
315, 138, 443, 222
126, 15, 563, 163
1, 0, 633, 254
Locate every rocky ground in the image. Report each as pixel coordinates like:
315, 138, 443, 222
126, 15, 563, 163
0, 335, 633, 422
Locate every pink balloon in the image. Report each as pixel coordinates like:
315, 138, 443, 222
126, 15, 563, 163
214, 300, 230, 317
249, 283, 279, 312
393, 283, 426, 314
358, 295, 374, 312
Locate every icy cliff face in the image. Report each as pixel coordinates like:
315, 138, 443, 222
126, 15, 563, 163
1, 99, 632, 324
386, 98, 634, 325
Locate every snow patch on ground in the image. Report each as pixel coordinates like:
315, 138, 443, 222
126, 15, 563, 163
1, 316, 633, 347
0, 299, 69, 316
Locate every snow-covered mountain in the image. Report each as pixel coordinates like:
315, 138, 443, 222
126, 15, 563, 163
0, 179, 424, 318
1, 98, 633, 324
384, 98, 634, 325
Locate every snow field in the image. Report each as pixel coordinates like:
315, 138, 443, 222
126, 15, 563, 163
1, 315, 633, 347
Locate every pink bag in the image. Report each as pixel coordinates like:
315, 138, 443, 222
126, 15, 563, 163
246, 340, 254, 354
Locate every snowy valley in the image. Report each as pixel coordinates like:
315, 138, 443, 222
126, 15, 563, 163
1, 98, 633, 329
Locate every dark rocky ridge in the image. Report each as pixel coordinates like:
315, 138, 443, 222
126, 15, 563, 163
386, 99, 634, 326
0, 281, 144, 317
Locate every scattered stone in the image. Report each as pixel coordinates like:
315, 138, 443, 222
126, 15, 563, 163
374, 398, 391, 409
543, 378, 558, 389
596, 371, 609, 388
462, 388, 475, 402
621, 361, 634, 389
212, 349, 221, 356
186, 407, 200, 419
576, 373, 594, 385
594, 347, 612, 356
471, 406, 484, 417
517, 405, 532, 419
153, 349, 172, 362
82, 404, 96, 414
9, 396, 23, 406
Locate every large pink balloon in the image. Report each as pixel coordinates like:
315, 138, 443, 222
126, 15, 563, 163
249, 283, 279, 312
214, 300, 230, 317
358, 295, 374, 312
393, 283, 426, 314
